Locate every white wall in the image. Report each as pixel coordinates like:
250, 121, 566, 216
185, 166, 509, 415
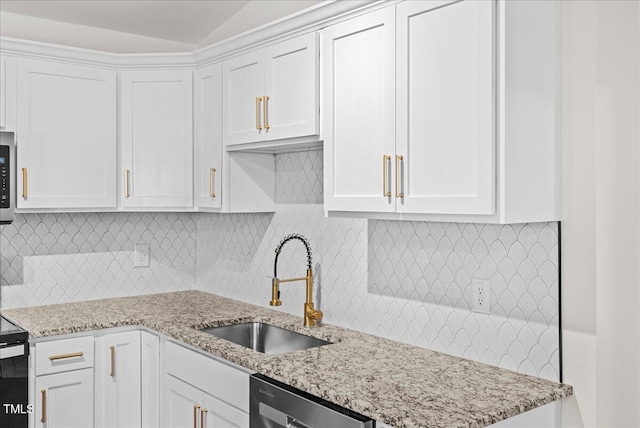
561, 1, 640, 426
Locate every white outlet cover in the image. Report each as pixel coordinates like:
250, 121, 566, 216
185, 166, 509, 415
134, 243, 149, 268
472, 278, 490, 314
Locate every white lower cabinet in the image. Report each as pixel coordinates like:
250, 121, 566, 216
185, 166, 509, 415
165, 374, 205, 428
35, 368, 94, 428
163, 341, 250, 428
165, 375, 248, 428
94, 330, 142, 428
33, 336, 95, 427
32, 330, 251, 428
201, 390, 248, 428
141, 331, 161, 428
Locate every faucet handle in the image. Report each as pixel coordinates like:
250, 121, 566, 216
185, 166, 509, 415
304, 303, 323, 327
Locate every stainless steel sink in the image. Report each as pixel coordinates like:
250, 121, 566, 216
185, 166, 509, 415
200, 322, 331, 354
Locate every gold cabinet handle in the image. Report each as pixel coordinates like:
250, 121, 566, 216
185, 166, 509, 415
201, 408, 208, 427
21, 167, 28, 199
124, 169, 130, 198
263, 95, 270, 130
193, 404, 201, 428
209, 168, 216, 198
396, 154, 404, 198
255, 96, 263, 130
383, 155, 391, 197
110, 345, 116, 377
49, 351, 84, 361
41, 389, 47, 423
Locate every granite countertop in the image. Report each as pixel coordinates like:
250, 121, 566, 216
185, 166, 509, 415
1, 291, 573, 428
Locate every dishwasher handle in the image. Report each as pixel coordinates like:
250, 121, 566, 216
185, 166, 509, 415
258, 402, 312, 428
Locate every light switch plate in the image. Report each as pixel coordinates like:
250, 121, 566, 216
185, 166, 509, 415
134, 243, 149, 268
472, 278, 490, 314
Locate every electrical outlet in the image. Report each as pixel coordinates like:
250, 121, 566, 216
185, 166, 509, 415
134, 243, 149, 268
472, 278, 490, 314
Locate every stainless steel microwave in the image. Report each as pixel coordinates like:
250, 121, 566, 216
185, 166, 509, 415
0, 131, 15, 225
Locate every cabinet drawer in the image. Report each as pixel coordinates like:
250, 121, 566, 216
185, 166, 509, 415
35, 336, 94, 376
165, 341, 250, 413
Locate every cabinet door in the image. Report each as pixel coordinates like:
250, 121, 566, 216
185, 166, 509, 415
263, 32, 319, 141
396, 0, 495, 215
194, 63, 223, 209
120, 70, 193, 208
164, 375, 204, 428
141, 331, 160, 428
223, 50, 265, 145
16, 59, 116, 209
35, 368, 94, 428
201, 392, 249, 428
0, 56, 16, 131
0, 56, 5, 129
321, 7, 396, 212
96, 331, 141, 428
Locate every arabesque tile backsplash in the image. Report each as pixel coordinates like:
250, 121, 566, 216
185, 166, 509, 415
0, 212, 196, 308
0, 149, 560, 381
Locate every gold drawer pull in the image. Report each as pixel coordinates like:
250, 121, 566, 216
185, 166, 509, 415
382, 155, 391, 197
110, 345, 116, 377
396, 154, 404, 198
49, 351, 84, 361
256, 96, 263, 130
22, 167, 28, 199
201, 408, 208, 427
193, 404, 200, 428
209, 168, 216, 198
41, 389, 47, 423
124, 169, 130, 198
263, 95, 270, 130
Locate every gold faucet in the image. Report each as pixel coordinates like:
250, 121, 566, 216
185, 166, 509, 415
270, 234, 323, 327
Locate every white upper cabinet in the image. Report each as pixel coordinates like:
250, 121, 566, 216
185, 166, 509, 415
263, 33, 319, 142
322, 0, 559, 223
0, 56, 5, 129
223, 51, 265, 145
194, 63, 223, 209
16, 59, 116, 209
396, 0, 494, 215
0, 55, 17, 131
321, 7, 396, 213
223, 32, 319, 147
119, 70, 193, 208
195, 63, 276, 213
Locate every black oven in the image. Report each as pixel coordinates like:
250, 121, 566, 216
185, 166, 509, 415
0, 315, 29, 428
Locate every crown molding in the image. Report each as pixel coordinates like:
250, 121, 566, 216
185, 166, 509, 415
192, 0, 383, 66
0, 0, 393, 70
0, 37, 195, 69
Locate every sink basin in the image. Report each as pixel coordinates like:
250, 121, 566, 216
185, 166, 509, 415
200, 322, 330, 354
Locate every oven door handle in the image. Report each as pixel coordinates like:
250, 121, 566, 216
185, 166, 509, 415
0, 343, 28, 359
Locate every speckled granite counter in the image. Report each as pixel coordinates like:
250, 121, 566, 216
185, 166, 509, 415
1, 291, 572, 428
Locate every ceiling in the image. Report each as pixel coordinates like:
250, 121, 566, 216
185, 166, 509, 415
0, 0, 322, 53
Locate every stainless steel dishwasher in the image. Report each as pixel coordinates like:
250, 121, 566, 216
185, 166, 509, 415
250, 374, 375, 428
